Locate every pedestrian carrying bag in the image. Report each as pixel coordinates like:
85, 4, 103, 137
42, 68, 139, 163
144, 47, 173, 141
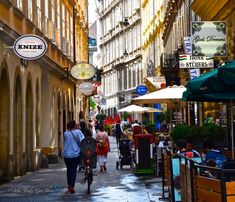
98, 140, 104, 148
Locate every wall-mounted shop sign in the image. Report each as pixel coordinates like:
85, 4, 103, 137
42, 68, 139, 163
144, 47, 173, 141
78, 82, 94, 94
136, 85, 148, 95
179, 55, 214, 68
189, 69, 200, 80
71, 62, 96, 80
183, 37, 192, 54
13, 35, 47, 60
100, 98, 107, 106
191, 21, 227, 57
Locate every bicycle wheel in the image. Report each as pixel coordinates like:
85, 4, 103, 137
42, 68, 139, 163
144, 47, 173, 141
87, 173, 93, 194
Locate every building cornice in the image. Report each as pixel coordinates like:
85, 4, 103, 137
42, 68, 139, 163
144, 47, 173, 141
99, 0, 120, 19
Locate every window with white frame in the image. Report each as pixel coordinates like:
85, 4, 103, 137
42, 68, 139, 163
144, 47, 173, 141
121, 69, 124, 90
137, 62, 143, 85
112, 10, 115, 29
127, 0, 132, 17
128, 30, 132, 52
133, 26, 137, 50
27, 0, 33, 21
56, 0, 61, 30
124, 68, 127, 90
119, 36, 123, 57
45, 0, 49, 36
136, 64, 139, 85
128, 66, 131, 89
51, 0, 56, 41
70, 15, 74, 60
66, 11, 70, 41
16, 0, 23, 11
36, 0, 42, 30
116, 37, 119, 59
131, 63, 137, 87
62, 2, 65, 37
137, 24, 141, 48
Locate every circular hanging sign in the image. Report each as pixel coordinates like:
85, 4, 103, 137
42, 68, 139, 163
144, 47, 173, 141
136, 85, 148, 95
71, 62, 96, 80
78, 82, 94, 94
13, 35, 47, 60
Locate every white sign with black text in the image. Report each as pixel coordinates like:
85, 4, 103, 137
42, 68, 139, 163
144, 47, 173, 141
13, 35, 47, 60
179, 55, 214, 69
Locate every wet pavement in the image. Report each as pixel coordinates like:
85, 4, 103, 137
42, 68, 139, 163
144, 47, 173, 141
0, 136, 168, 202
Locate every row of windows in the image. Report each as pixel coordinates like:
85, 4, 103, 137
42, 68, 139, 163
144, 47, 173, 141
101, 0, 140, 36
102, 61, 142, 95
102, 24, 141, 65
164, 1, 200, 54
15, 0, 74, 61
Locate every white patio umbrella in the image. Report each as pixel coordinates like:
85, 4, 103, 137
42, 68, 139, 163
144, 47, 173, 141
118, 104, 147, 113
133, 85, 186, 124
133, 85, 186, 105
142, 107, 163, 113
118, 105, 163, 113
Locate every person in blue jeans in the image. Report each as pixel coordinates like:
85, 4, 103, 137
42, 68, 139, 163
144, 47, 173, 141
63, 120, 85, 194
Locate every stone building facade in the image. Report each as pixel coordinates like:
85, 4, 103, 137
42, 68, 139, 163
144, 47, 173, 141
0, 0, 88, 182
98, 0, 143, 120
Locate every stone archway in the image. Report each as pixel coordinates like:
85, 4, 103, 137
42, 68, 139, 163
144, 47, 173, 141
0, 68, 10, 181
26, 78, 33, 171
13, 75, 23, 176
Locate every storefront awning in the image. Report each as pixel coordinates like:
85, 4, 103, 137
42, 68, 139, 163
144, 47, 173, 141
183, 60, 235, 102
144, 77, 166, 92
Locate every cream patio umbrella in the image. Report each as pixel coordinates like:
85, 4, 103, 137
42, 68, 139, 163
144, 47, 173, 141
133, 85, 186, 105
118, 104, 147, 113
133, 85, 186, 124
118, 105, 163, 113
142, 107, 163, 113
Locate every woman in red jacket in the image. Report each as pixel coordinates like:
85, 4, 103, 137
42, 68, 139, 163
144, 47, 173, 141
96, 124, 110, 172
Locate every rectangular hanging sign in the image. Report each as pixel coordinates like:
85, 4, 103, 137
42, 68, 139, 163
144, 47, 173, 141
191, 21, 227, 57
179, 54, 214, 68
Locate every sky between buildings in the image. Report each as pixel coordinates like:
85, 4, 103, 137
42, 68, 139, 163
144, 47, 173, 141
88, 0, 99, 25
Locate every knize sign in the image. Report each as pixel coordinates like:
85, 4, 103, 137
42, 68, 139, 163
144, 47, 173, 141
13, 35, 47, 60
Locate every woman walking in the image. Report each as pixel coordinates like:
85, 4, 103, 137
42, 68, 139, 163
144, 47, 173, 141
96, 124, 110, 172
63, 120, 85, 194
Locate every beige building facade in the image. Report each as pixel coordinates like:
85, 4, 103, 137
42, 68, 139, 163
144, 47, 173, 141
0, 0, 88, 183
98, 0, 143, 119
141, 0, 164, 91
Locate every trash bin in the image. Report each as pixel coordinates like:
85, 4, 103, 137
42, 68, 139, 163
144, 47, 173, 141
134, 134, 155, 174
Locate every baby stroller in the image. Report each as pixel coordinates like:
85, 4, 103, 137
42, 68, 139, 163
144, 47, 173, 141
116, 139, 132, 169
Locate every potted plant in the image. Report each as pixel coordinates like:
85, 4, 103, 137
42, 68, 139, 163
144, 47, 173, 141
121, 112, 129, 121
171, 123, 226, 146
96, 113, 106, 124
145, 122, 156, 134
171, 124, 191, 143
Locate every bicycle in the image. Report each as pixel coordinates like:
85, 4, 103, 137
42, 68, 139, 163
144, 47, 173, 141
80, 137, 97, 194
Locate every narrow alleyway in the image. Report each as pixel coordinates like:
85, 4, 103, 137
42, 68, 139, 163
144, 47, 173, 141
0, 137, 167, 202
